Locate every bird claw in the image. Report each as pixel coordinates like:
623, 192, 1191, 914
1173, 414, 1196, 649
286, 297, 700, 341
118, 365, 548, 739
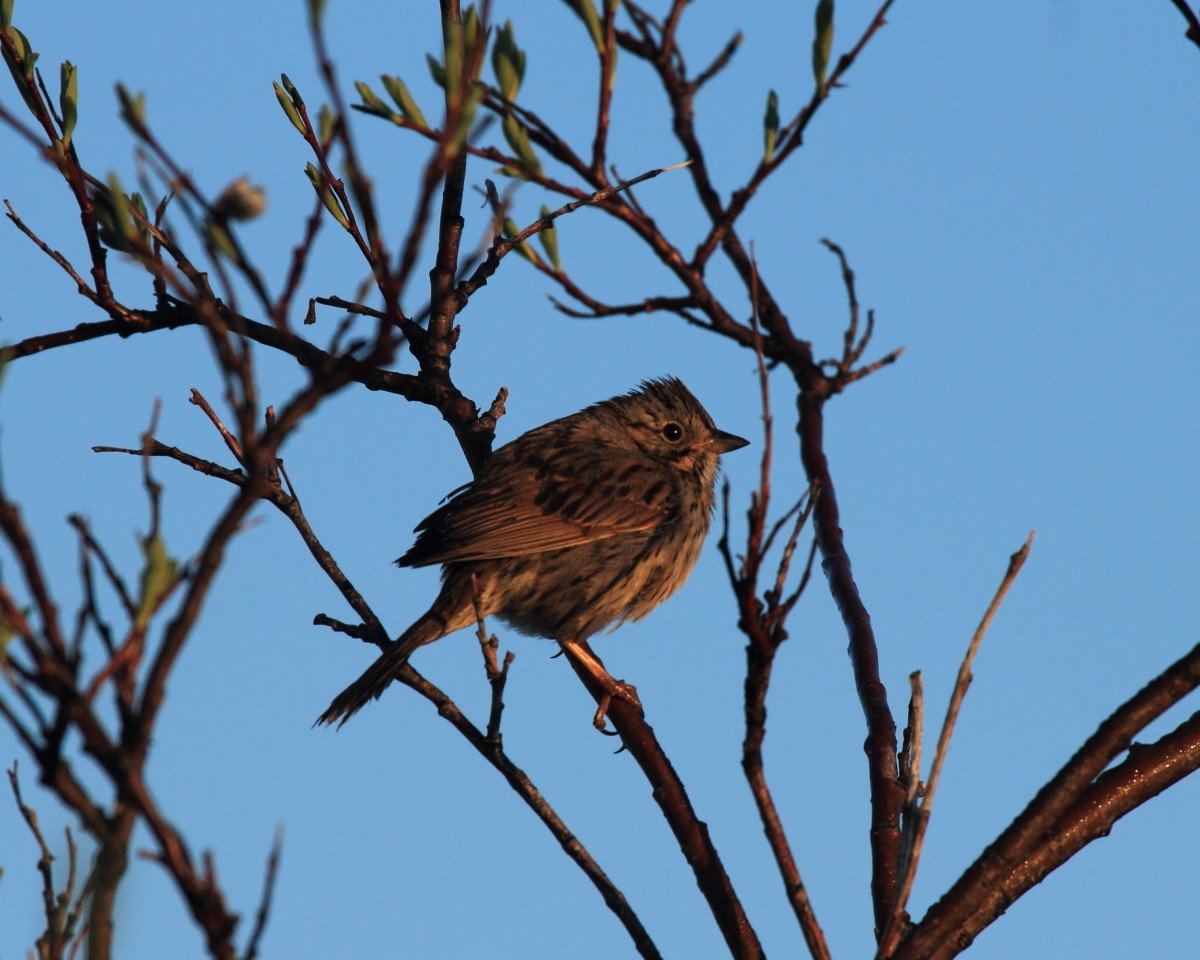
593, 698, 618, 734
590, 679, 641, 733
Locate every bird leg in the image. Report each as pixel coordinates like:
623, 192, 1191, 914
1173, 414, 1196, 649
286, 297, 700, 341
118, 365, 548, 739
558, 638, 642, 732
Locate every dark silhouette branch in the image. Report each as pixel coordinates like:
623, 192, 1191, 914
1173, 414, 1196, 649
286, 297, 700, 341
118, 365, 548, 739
240, 827, 285, 960
1167, 0, 1200, 48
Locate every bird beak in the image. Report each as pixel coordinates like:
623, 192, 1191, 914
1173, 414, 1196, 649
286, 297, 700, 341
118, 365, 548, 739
711, 429, 749, 454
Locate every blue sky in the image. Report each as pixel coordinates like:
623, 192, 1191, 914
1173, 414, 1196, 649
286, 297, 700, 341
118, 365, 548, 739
2, 2, 1198, 958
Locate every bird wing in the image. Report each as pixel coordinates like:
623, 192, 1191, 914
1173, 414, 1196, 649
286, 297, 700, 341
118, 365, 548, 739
399, 452, 671, 566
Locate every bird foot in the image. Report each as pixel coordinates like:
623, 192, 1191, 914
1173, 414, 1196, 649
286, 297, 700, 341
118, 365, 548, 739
591, 679, 641, 733
558, 639, 642, 733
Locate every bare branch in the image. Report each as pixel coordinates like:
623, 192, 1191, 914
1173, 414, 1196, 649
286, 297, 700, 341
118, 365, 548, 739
239, 827, 284, 960
558, 640, 763, 960
4, 200, 101, 305
879, 535, 1034, 956
721, 274, 826, 957
189, 389, 245, 464
8, 763, 91, 960
1167, 0, 1200, 49
457, 160, 693, 303
893, 638, 1200, 960
470, 572, 512, 744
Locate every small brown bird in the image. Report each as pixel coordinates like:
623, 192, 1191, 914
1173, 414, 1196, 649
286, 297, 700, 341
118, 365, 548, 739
317, 378, 748, 727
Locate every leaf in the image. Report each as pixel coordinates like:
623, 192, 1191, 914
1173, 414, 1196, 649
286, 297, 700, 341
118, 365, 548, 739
762, 89, 779, 164
603, 1, 619, 89
93, 192, 128, 253
343, 161, 370, 229
0, 617, 14, 658
1, 25, 40, 114
812, 0, 834, 94
0, 605, 28, 657
426, 53, 446, 90
316, 102, 336, 143
503, 217, 541, 265
116, 82, 146, 130
130, 192, 152, 245
501, 114, 542, 178
2, 23, 25, 59
463, 5, 484, 81
6, 24, 35, 79
537, 204, 560, 271
136, 533, 178, 629
58, 60, 77, 147
203, 219, 237, 261
274, 79, 306, 134
0, 0, 12, 32
568, 0, 604, 51
464, 5, 481, 46
492, 20, 525, 101
305, 162, 350, 230
354, 80, 392, 118
381, 73, 426, 126
98, 172, 134, 251
443, 16, 463, 101
446, 85, 483, 159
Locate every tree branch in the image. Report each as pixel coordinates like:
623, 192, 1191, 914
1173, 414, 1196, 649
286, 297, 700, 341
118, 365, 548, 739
892, 641, 1200, 959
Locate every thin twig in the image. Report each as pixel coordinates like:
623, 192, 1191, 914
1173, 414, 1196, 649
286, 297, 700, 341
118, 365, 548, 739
4, 200, 102, 306
879, 533, 1035, 956
471, 572, 513, 744
719, 252, 828, 959
557, 640, 763, 959
457, 160, 693, 301
240, 826, 284, 960
189, 389, 245, 464
893, 694, 1200, 960
9, 762, 80, 960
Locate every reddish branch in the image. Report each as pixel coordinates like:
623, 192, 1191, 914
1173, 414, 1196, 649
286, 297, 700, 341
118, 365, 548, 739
406, 654, 665, 959
879, 536, 1035, 955
0, 477, 255, 958
0, 29, 118, 313
724, 472, 824, 958
797, 383, 904, 932
560, 643, 764, 960
891, 641, 1200, 959
714, 270, 829, 957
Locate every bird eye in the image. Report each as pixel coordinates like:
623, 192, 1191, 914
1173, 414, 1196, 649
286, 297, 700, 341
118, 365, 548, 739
661, 422, 684, 442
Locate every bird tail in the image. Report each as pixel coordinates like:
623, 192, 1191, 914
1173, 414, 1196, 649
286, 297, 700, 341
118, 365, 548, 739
314, 611, 446, 729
